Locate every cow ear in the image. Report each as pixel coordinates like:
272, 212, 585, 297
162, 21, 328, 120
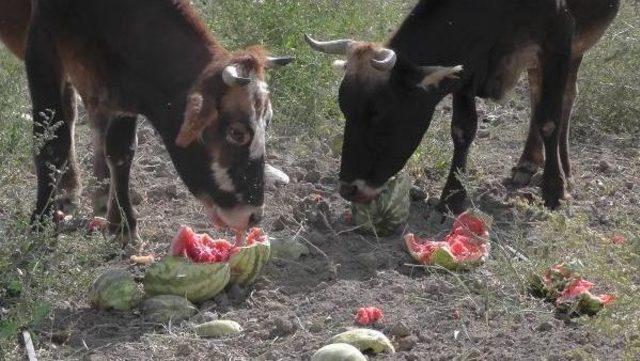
175, 93, 217, 148
418, 65, 463, 89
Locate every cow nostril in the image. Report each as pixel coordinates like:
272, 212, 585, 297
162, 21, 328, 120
339, 183, 359, 200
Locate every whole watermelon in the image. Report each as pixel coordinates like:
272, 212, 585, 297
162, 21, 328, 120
89, 269, 142, 311
142, 295, 198, 323
351, 173, 412, 236
144, 256, 230, 303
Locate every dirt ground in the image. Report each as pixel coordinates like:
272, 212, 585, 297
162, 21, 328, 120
6, 74, 632, 361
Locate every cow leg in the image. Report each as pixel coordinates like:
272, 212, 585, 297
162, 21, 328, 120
536, 40, 572, 209
90, 116, 110, 216
439, 93, 477, 214
512, 67, 545, 186
104, 116, 139, 249
559, 56, 583, 184
56, 82, 81, 215
25, 24, 74, 226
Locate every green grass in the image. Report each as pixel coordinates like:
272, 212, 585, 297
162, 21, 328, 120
1, 0, 639, 358
574, 2, 640, 136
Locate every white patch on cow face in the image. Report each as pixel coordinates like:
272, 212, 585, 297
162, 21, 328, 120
248, 80, 270, 160
211, 161, 236, 192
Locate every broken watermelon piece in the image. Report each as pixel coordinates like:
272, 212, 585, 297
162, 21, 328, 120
529, 261, 583, 300
404, 210, 492, 270
555, 278, 615, 315
355, 307, 384, 325
530, 263, 615, 316
145, 226, 271, 302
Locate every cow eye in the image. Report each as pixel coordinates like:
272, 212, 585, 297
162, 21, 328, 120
226, 123, 251, 146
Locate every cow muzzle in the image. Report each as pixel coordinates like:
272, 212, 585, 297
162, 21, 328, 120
208, 204, 264, 232
339, 180, 382, 204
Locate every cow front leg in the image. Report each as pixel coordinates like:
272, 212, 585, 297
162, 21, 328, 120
439, 93, 478, 214
25, 25, 74, 226
104, 116, 139, 249
56, 82, 81, 214
512, 67, 544, 186
90, 116, 110, 216
559, 56, 582, 185
537, 40, 572, 208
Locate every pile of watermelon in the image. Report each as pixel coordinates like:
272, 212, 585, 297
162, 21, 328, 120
89, 226, 272, 320
404, 210, 492, 270
530, 261, 615, 315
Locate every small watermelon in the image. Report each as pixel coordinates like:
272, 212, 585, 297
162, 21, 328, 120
352, 173, 412, 236
89, 269, 142, 311
311, 343, 367, 361
142, 295, 198, 323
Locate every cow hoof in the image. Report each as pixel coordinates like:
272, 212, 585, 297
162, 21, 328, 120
511, 168, 535, 187
56, 195, 79, 216
92, 194, 108, 216
112, 231, 142, 255
510, 162, 541, 187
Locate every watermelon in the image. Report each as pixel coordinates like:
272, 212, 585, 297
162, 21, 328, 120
311, 343, 367, 361
143, 256, 230, 303
351, 173, 412, 236
142, 295, 198, 323
89, 269, 142, 311
228, 228, 271, 286
530, 263, 615, 315
329, 329, 396, 354
144, 226, 271, 303
405, 210, 492, 270
555, 278, 615, 315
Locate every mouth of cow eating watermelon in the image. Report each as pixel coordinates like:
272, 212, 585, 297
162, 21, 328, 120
171, 226, 267, 263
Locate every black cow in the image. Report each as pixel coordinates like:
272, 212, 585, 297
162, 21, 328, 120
0, 0, 292, 246
307, 0, 620, 213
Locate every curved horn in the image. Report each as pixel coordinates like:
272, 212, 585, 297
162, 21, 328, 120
304, 34, 354, 55
222, 65, 251, 87
370, 48, 397, 71
266, 56, 295, 68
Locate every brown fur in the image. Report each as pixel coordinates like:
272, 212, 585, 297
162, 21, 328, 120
1, 0, 282, 236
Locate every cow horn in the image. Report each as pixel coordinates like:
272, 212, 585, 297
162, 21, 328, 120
266, 56, 295, 68
222, 65, 251, 87
370, 48, 397, 71
304, 34, 354, 55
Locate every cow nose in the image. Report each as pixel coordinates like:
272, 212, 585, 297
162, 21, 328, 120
248, 208, 264, 227
339, 182, 359, 201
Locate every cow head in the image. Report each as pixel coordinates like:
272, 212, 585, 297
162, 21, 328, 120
305, 35, 462, 203
174, 47, 292, 231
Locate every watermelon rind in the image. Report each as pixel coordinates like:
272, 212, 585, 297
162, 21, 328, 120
352, 173, 411, 236
229, 239, 271, 286
144, 256, 230, 303
329, 328, 396, 354
89, 269, 142, 311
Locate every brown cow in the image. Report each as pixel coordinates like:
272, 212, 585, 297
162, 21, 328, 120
0, 0, 292, 246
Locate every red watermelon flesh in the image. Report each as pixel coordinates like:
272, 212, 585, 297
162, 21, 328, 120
405, 210, 491, 268
556, 278, 615, 307
171, 226, 268, 263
